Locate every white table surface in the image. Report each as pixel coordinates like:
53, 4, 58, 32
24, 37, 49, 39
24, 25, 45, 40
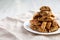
0, 0, 60, 40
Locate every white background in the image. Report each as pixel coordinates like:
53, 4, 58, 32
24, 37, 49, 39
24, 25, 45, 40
0, 0, 60, 19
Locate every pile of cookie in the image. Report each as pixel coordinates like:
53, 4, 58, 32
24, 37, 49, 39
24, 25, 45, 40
30, 6, 59, 32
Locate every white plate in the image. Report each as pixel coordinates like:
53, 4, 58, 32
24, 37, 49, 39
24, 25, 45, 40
24, 21, 60, 35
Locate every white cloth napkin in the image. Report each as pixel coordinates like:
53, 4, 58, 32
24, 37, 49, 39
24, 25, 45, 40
0, 25, 18, 40
0, 16, 60, 40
